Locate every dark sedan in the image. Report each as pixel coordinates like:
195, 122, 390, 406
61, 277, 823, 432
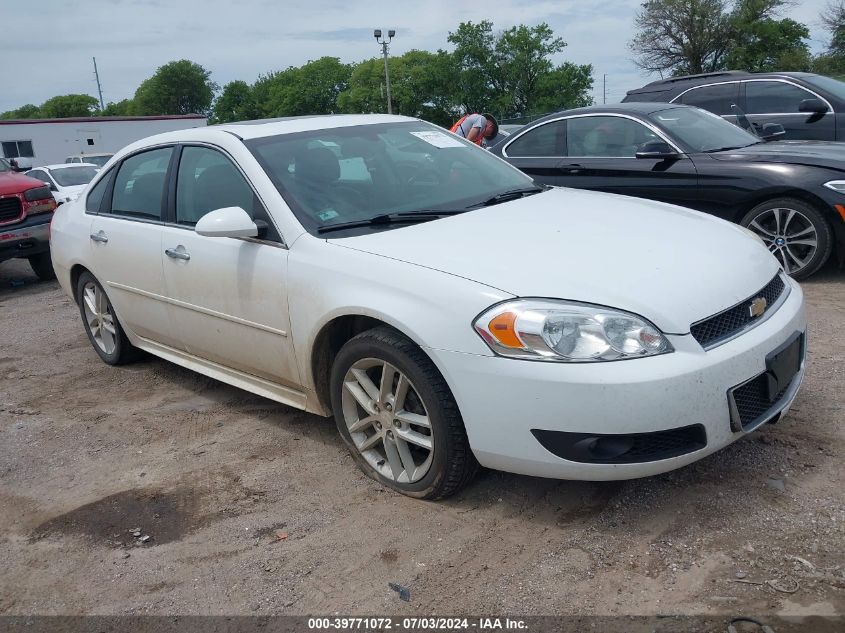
491, 102, 845, 279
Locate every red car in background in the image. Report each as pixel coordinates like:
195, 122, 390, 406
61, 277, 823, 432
1, 157, 58, 280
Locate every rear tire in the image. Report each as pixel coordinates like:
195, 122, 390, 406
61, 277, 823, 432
740, 198, 833, 280
330, 326, 477, 499
76, 271, 139, 365
28, 252, 56, 281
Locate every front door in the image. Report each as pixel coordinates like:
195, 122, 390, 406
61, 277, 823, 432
743, 80, 836, 141
557, 115, 699, 208
159, 145, 300, 387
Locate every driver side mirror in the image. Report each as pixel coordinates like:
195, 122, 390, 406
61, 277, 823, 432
798, 98, 828, 114
635, 140, 681, 160
194, 207, 259, 238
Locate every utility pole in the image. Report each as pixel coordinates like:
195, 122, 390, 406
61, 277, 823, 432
603, 74, 607, 105
374, 29, 395, 114
93, 57, 105, 111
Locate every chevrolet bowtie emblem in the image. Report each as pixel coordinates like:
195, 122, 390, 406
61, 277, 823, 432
749, 296, 767, 318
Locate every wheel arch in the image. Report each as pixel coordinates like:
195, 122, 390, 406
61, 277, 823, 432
733, 188, 836, 231
309, 312, 430, 416
69, 263, 91, 304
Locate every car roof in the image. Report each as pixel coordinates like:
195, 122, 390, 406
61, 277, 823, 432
41, 163, 99, 170
529, 102, 686, 124
626, 71, 819, 96
66, 153, 113, 157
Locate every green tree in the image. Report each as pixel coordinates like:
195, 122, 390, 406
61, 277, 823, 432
337, 50, 457, 126
100, 99, 135, 116
263, 57, 352, 117
630, 0, 732, 75
725, 0, 811, 71
447, 21, 500, 113
133, 60, 218, 115
0, 104, 41, 120
210, 80, 260, 123
39, 94, 99, 118
533, 63, 595, 113
490, 24, 567, 116
815, 1, 845, 75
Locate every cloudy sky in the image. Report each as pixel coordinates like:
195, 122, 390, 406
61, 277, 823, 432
0, 0, 833, 113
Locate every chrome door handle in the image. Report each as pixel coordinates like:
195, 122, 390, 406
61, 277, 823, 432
165, 247, 190, 261
89, 232, 108, 243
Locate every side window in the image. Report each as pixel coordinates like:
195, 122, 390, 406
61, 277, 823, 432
506, 121, 565, 157
29, 170, 50, 185
175, 146, 280, 242
86, 170, 112, 213
566, 116, 659, 157
745, 81, 818, 114
678, 83, 739, 115
110, 147, 172, 220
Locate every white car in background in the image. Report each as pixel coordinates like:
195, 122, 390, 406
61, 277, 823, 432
49, 115, 806, 499
65, 153, 114, 168
26, 164, 99, 205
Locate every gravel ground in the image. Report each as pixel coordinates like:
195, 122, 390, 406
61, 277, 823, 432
0, 257, 843, 619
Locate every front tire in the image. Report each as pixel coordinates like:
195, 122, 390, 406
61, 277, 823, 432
740, 198, 833, 280
28, 252, 56, 281
330, 327, 477, 499
76, 271, 139, 365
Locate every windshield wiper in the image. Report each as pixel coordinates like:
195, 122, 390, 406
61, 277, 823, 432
317, 210, 466, 234
466, 186, 547, 209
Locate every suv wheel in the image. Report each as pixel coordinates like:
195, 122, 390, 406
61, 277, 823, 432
330, 327, 477, 499
740, 198, 833, 280
76, 271, 139, 365
28, 253, 56, 281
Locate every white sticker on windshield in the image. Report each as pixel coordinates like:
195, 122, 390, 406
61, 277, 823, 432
410, 131, 466, 148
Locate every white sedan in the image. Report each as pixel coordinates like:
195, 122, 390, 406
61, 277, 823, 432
26, 163, 99, 204
49, 115, 806, 499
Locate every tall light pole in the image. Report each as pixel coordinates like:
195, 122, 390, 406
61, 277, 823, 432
374, 29, 395, 114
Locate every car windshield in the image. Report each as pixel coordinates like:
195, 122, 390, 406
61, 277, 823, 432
247, 121, 537, 233
648, 106, 760, 152
51, 166, 99, 186
802, 74, 845, 101
84, 155, 112, 167
0, 157, 10, 172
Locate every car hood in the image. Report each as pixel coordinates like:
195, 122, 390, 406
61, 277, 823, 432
0, 171, 45, 196
330, 188, 780, 334
709, 140, 845, 171
58, 184, 87, 197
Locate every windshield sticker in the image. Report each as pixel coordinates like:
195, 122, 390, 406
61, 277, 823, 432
410, 131, 466, 149
318, 209, 340, 221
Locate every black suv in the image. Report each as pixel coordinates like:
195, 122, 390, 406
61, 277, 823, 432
623, 71, 845, 141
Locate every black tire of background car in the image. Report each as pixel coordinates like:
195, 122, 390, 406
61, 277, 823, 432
75, 271, 140, 365
740, 197, 833, 281
28, 253, 56, 281
330, 326, 478, 499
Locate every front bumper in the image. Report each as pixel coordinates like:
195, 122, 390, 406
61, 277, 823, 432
0, 214, 51, 262
427, 278, 806, 480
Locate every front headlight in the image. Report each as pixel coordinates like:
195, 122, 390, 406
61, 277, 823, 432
473, 299, 673, 362
823, 180, 845, 193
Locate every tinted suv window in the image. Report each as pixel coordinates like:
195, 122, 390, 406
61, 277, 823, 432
567, 116, 659, 157
506, 120, 565, 157
677, 82, 739, 115
745, 81, 817, 114
110, 148, 172, 219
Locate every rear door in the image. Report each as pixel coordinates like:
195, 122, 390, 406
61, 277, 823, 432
556, 115, 699, 208
673, 81, 741, 127
86, 146, 180, 348
742, 79, 835, 140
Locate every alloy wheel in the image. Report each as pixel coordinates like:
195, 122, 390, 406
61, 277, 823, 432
340, 358, 434, 483
82, 281, 117, 355
746, 207, 818, 275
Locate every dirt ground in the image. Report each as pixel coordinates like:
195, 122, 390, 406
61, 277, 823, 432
0, 256, 843, 619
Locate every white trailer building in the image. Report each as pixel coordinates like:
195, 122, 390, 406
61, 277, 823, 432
0, 114, 207, 167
